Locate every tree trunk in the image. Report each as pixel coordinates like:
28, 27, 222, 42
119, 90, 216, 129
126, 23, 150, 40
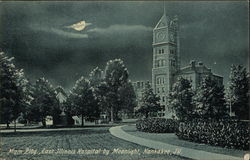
110, 106, 114, 123
14, 120, 16, 133
6, 122, 10, 129
81, 114, 84, 127
26, 119, 30, 126
42, 118, 46, 127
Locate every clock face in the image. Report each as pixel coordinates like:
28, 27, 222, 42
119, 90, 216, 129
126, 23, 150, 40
170, 33, 174, 42
156, 31, 166, 42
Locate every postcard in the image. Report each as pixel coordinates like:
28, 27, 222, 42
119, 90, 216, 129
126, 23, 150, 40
0, 1, 249, 160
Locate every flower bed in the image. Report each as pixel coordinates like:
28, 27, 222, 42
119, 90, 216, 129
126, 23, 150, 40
136, 118, 178, 133
176, 119, 250, 150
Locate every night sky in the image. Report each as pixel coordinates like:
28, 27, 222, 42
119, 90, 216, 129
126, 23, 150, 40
0, 1, 248, 90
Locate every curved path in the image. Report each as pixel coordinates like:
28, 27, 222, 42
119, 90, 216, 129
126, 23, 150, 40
109, 125, 242, 160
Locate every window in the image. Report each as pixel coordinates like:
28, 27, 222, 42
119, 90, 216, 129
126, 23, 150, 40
162, 87, 165, 92
162, 49, 164, 53
162, 60, 166, 66
156, 60, 159, 67
159, 49, 161, 54
157, 77, 161, 84
157, 88, 160, 93
171, 49, 176, 54
170, 59, 176, 67
162, 96, 165, 102
159, 60, 162, 66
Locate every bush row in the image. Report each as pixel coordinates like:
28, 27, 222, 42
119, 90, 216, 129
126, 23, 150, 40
136, 118, 178, 133
176, 119, 250, 150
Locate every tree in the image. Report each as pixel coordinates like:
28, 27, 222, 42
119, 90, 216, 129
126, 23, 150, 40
71, 76, 99, 126
22, 81, 39, 124
136, 82, 162, 118
89, 67, 103, 87
193, 76, 227, 119
118, 81, 137, 117
63, 93, 75, 125
169, 77, 194, 121
104, 59, 129, 122
228, 65, 249, 120
93, 82, 109, 116
32, 78, 57, 127
0, 52, 30, 131
49, 86, 66, 125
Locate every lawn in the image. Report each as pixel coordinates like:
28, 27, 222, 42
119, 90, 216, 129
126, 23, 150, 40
0, 127, 189, 160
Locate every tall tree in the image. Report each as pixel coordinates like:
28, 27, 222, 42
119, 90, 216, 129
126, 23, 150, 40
22, 81, 38, 124
118, 81, 137, 117
136, 82, 162, 118
32, 78, 57, 127
89, 67, 103, 87
193, 76, 227, 119
104, 59, 129, 122
228, 65, 249, 120
169, 77, 194, 121
0, 52, 30, 131
71, 76, 99, 126
93, 82, 109, 116
64, 92, 75, 125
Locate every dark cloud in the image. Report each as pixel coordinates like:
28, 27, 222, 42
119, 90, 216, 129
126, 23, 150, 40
0, 1, 248, 90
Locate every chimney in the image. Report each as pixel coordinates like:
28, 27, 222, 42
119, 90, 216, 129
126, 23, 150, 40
190, 60, 196, 68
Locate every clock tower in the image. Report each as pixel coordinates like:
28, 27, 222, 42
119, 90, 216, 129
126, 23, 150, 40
152, 10, 180, 117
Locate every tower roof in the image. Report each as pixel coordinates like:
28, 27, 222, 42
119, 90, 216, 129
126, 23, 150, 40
154, 3, 169, 29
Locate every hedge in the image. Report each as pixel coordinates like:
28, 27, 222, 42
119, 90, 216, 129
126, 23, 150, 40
136, 118, 178, 133
176, 119, 250, 150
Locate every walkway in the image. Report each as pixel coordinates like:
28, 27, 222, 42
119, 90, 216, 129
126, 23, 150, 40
109, 125, 244, 160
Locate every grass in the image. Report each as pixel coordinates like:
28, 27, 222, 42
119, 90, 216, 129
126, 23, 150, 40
0, 127, 189, 160
122, 125, 248, 158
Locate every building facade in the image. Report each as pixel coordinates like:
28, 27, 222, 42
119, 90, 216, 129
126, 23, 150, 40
132, 10, 223, 119
151, 11, 223, 118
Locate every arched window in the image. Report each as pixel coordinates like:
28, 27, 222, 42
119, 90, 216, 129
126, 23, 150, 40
162, 60, 166, 66
156, 60, 159, 67
157, 77, 160, 84
162, 96, 165, 102
162, 87, 165, 92
159, 60, 162, 66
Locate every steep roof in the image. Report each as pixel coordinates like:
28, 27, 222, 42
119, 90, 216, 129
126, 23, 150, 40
154, 13, 169, 29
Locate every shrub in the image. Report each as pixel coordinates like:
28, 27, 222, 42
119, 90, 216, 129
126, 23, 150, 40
176, 118, 250, 150
136, 118, 178, 133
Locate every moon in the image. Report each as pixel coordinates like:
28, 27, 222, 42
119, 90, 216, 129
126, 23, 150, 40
65, 21, 92, 31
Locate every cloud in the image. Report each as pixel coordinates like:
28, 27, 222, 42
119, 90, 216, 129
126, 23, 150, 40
30, 24, 88, 39
50, 28, 88, 38
88, 24, 152, 35
65, 20, 92, 31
